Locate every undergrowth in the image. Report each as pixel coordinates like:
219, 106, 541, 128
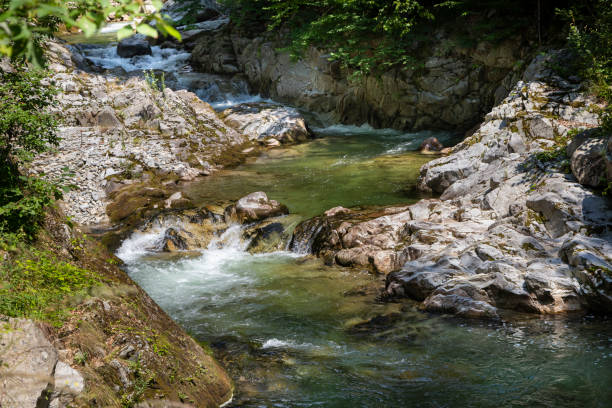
0, 240, 101, 326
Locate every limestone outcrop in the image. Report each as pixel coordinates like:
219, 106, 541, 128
0, 317, 83, 408
29, 41, 247, 226
290, 51, 612, 318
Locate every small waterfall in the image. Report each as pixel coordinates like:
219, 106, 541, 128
82, 44, 191, 73
79, 44, 269, 109
209, 224, 250, 251
289, 217, 327, 255
115, 227, 168, 263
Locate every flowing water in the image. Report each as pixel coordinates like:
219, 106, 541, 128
69, 37, 612, 407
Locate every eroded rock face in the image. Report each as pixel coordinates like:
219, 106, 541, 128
187, 19, 527, 131
221, 103, 311, 145
291, 51, 612, 318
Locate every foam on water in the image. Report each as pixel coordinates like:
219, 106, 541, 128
83, 45, 191, 72
99, 22, 131, 34
208, 94, 274, 110
115, 228, 167, 263
312, 124, 457, 154
262, 338, 316, 350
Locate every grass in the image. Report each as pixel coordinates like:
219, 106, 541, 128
0, 241, 101, 326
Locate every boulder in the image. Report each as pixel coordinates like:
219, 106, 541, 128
158, 227, 189, 252
569, 135, 607, 187
246, 222, 286, 253
117, 35, 152, 58
419, 137, 444, 153
0, 318, 83, 408
96, 107, 122, 128
222, 103, 311, 144
234, 192, 288, 222
49, 361, 85, 408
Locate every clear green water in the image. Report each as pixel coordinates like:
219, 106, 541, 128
120, 128, 612, 407
184, 126, 449, 218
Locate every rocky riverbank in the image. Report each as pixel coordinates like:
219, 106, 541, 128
290, 51, 612, 318
28, 41, 311, 241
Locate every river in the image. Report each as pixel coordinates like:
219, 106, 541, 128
71, 40, 612, 407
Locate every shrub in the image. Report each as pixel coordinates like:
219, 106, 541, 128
559, 0, 612, 133
0, 67, 61, 238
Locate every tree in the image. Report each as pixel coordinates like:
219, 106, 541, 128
0, 0, 181, 66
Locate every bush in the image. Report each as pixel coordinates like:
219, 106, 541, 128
0, 67, 61, 238
559, 0, 612, 132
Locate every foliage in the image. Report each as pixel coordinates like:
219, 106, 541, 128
144, 69, 166, 93
224, 0, 576, 77
0, 245, 100, 326
121, 357, 155, 408
558, 0, 612, 133
0, 0, 180, 66
0, 68, 62, 237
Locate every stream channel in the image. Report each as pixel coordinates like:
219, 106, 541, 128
70, 39, 612, 407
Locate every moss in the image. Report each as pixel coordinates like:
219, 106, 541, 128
0, 246, 102, 327
522, 242, 537, 251
526, 209, 546, 227
464, 132, 482, 146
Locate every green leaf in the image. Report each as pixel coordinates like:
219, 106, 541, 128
116, 25, 133, 41
157, 19, 181, 41
76, 16, 97, 37
151, 0, 163, 11
136, 23, 158, 39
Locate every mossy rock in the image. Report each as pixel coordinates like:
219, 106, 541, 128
106, 184, 169, 223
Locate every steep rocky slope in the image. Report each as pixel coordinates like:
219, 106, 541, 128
0, 208, 233, 408
290, 51, 612, 318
